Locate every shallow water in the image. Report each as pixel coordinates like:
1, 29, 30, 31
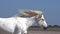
0, 28, 60, 34
0, 30, 60, 34
28, 31, 60, 34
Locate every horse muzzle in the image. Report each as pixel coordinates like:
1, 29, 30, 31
43, 27, 48, 30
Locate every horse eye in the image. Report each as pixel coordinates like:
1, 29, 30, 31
42, 19, 44, 21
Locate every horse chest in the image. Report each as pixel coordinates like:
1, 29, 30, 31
16, 18, 28, 30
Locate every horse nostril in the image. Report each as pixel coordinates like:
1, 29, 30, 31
43, 27, 47, 30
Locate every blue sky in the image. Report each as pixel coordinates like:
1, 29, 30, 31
0, 0, 60, 25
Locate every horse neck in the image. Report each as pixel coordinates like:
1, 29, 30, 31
26, 16, 36, 28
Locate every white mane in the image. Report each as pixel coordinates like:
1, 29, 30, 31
14, 10, 43, 18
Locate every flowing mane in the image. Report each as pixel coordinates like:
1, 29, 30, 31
15, 10, 43, 18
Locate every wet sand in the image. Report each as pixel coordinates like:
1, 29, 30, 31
0, 29, 60, 34
0, 27, 60, 34
28, 31, 60, 34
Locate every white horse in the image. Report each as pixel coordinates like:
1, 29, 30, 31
0, 10, 48, 34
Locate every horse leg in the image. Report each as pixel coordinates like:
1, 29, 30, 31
22, 29, 27, 34
18, 29, 27, 34
17, 30, 26, 34
24, 31, 27, 34
19, 30, 27, 34
17, 29, 22, 34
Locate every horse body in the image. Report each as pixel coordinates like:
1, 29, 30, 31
0, 17, 35, 34
0, 10, 48, 34
0, 17, 17, 33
